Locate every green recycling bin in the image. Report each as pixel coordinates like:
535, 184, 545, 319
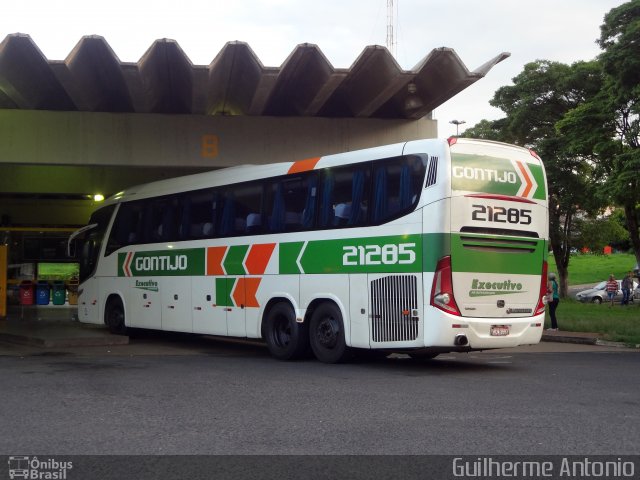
52, 280, 66, 305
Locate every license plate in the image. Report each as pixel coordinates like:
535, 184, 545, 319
490, 325, 510, 336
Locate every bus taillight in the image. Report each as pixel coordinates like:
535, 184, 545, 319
430, 256, 461, 316
534, 261, 549, 315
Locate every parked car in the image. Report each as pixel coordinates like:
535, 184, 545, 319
575, 279, 638, 304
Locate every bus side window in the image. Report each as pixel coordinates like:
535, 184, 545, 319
186, 189, 219, 239
301, 175, 317, 229
320, 166, 370, 229
267, 174, 312, 233
319, 172, 335, 228
105, 202, 141, 255
233, 183, 263, 235
371, 155, 427, 224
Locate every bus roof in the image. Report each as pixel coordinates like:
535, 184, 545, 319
104, 139, 448, 205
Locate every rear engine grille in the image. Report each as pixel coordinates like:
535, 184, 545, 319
370, 275, 419, 342
459, 234, 538, 253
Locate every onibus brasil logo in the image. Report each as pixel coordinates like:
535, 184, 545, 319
8, 456, 73, 479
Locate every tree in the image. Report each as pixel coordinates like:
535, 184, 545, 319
572, 214, 630, 253
464, 60, 603, 296
460, 119, 511, 142
558, 0, 640, 267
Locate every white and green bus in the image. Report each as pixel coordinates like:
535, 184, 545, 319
69, 138, 549, 363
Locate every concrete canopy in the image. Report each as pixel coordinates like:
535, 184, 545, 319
0, 33, 509, 120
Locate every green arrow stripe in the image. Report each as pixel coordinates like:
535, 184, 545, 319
223, 245, 249, 275
279, 242, 305, 274
216, 278, 234, 307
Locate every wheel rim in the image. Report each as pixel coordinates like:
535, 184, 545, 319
272, 315, 291, 348
316, 316, 340, 349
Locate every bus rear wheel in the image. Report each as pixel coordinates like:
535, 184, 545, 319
309, 302, 351, 364
105, 297, 127, 335
263, 302, 309, 360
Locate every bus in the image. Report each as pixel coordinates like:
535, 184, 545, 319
68, 138, 549, 363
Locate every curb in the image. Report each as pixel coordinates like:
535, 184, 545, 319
542, 334, 638, 349
595, 339, 640, 349
541, 334, 597, 345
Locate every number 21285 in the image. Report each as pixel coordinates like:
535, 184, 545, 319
342, 243, 416, 266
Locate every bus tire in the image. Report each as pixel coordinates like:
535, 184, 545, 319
105, 297, 127, 335
263, 302, 309, 361
408, 352, 439, 360
309, 302, 351, 364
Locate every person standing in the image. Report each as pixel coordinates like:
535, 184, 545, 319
621, 271, 634, 306
605, 274, 618, 307
547, 272, 560, 331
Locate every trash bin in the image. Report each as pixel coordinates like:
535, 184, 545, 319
36, 281, 51, 305
52, 280, 66, 305
19, 280, 35, 305
67, 280, 79, 305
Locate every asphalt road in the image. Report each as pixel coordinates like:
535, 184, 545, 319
0, 335, 638, 456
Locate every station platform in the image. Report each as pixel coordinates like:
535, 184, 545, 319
0, 305, 129, 347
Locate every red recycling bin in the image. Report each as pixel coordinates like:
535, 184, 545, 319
19, 281, 35, 305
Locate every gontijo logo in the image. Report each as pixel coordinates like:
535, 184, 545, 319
451, 153, 543, 200
119, 249, 205, 277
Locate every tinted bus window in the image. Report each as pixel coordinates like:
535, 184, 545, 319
266, 174, 317, 233
105, 202, 144, 255
371, 155, 427, 224
319, 166, 370, 228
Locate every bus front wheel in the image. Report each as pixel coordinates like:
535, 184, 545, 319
105, 297, 127, 335
309, 302, 350, 364
263, 302, 309, 360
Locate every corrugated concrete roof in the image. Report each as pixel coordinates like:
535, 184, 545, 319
0, 33, 509, 119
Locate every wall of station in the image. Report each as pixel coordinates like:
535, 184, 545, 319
0, 110, 436, 168
0, 109, 436, 226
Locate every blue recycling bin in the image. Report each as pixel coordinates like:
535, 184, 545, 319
36, 281, 51, 305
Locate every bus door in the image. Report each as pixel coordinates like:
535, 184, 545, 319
161, 277, 193, 332
193, 276, 245, 337
192, 277, 227, 336
126, 278, 161, 330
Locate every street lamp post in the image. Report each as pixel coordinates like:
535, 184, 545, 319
449, 119, 466, 136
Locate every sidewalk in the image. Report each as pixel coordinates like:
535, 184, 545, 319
0, 305, 129, 348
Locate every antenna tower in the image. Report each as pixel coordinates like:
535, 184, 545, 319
386, 0, 397, 57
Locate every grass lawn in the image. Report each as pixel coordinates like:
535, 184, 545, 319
548, 252, 636, 285
545, 299, 640, 345
546, 253, 639, 345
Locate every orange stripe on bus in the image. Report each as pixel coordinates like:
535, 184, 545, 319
516, 161, 533, 198
232, 277, 261, 308
207, 246, 227, 275
287, 157, 320, 174
245, 243, 276, 275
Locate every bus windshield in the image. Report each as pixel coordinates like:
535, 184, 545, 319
75, 205, 115, 282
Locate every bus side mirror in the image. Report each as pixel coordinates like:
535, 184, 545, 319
67, 239, 77, 259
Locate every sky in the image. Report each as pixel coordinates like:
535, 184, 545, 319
2, 0, 629, 138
